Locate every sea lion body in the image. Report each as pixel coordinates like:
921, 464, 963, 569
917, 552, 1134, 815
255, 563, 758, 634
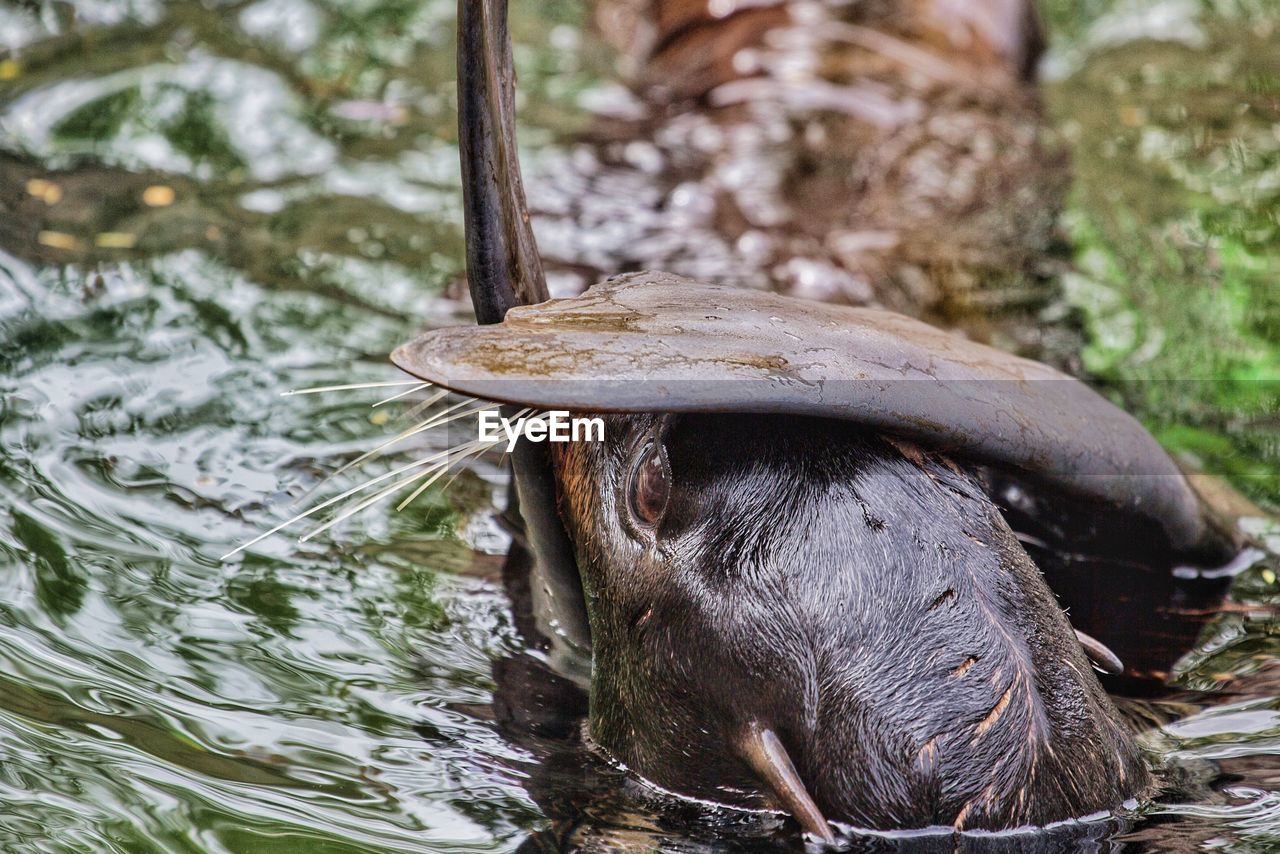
529, 0, 1075, 364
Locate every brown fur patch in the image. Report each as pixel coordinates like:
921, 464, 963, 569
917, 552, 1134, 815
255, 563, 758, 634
975, 686, 1013, 735
883, 435, 929, 469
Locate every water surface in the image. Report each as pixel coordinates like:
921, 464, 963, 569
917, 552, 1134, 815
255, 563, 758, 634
0, 1, 1277, 850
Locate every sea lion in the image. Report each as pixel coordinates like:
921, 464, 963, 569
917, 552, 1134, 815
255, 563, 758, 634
394, 0, 1243, 841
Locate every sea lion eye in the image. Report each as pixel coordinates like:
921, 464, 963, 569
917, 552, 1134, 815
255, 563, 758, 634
628, 440, 670, 529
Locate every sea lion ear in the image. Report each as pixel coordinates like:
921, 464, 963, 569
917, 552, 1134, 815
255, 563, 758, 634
736, 723, 835, 844
391, 273, 1241, 568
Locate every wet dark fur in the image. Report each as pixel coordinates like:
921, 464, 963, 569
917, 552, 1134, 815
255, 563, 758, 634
553, 413, 1148, 829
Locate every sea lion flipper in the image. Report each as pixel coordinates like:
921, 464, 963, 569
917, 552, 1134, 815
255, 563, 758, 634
1074, 628, 1124, 675
737, 722, 835, 844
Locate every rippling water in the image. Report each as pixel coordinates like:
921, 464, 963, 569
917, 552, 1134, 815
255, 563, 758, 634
0, 1, 1277, 851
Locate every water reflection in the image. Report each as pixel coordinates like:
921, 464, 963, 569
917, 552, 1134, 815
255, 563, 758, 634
0, 0, 1276, 850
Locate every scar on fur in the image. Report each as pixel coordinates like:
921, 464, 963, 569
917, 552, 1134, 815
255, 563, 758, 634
975, 686, 1013, 735
928, 588, 955, 610
955, 784, 997, 830
915, 736, 938, 772
856, 497, 888, 530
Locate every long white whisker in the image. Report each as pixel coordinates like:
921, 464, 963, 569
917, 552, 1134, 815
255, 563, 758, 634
394, 406, 529, 510
395, 473, 449, 513
373, 382, 432, 407
219, 446, 461, 560
391, 463, 460, 515
392, 399, 497, 444
290, 387, 454, 507
305, 426, 511, 540
401, 387, 451, 422
282, 380, 424, 396
395, 437, 498, 510
223, 395, 517, 560
325, 396, 480, 481
299, 460, 454, 543
295, 415, 513, 545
